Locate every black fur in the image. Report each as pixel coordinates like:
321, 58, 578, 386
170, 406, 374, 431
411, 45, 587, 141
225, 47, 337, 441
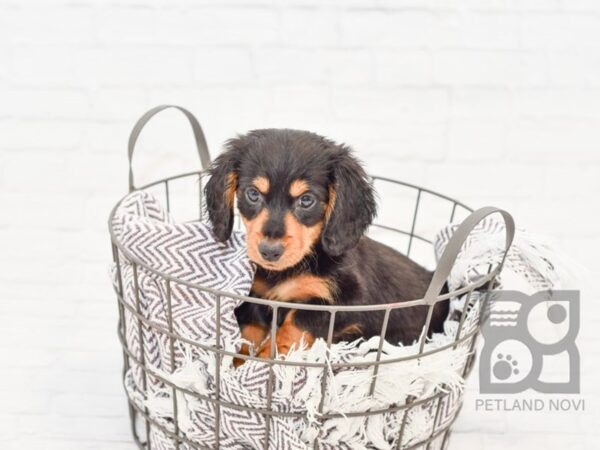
204, 144, 241, 242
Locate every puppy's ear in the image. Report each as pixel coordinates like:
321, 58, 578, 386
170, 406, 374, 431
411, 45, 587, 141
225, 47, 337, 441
204, 139, 243, 242
321, 147, 377, 256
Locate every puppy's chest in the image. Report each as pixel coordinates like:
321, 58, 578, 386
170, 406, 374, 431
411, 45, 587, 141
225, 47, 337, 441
251, 274, 335, 303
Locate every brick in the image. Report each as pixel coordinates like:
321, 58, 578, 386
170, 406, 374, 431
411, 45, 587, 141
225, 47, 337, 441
1, 151, 127, 194
547, 52, 600, 87
0, 229, 67, 261
89, 89, 149, 121
0, 192, 86, 230
84, 194, 121, 231
452, 88, 511, 118
522, 13, 600, 50
3, 88, 90, 119
515, 88, 583, 118
193, 47, 253, 83
433, 50, 521, 85
254, 48, 329, 83
96, 7, 158, 44
520, 51, 550, 86
340, 10, 434, 47
331, 87, 449, 123
180, 7, 279, 45
0, 119, 83, 150
451, 12, 520, 49
364, 159, 427, 185
281, 9, 339, 46
543, 164, 600, 198
0, 343, 57, 369
425, 162, 544, 199
374, 50, 432, 85
447, 118, 506, 161
0, 298, 78, 319
1, 6, 94, 45
560, 236, 600, 272
564, 0, 600, 11
513, 198, 598, 237
506, 118, 600, 162
82, 120, 136, 155
264, 85, 332, 126
321, 49, 372, 85
75, 47, 194, 87
11, 46, 83, 87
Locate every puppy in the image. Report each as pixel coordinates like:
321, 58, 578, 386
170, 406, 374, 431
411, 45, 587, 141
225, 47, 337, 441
204, 129, 448, 359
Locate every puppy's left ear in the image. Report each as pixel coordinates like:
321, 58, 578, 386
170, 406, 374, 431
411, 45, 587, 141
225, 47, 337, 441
321, 147, 377, 256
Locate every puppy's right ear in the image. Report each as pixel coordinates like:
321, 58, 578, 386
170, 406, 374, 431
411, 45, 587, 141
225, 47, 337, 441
204, 140, 243, 242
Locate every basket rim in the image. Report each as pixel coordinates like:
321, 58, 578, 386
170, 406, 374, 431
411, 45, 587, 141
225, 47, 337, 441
108, 171, 494, 313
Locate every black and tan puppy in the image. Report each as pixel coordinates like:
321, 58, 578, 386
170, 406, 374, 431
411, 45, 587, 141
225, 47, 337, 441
204, 129, 448, 360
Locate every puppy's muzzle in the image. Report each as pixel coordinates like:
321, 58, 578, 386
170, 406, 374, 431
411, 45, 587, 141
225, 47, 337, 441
258, 240, 284, 262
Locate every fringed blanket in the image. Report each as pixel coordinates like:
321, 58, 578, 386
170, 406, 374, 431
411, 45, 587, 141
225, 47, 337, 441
111, 192, 553, 450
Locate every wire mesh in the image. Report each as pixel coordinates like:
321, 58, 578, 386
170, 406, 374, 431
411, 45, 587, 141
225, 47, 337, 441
109, 171, 507, 450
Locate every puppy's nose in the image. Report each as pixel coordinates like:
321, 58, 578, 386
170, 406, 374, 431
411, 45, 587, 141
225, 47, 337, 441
258, 241, 284, 262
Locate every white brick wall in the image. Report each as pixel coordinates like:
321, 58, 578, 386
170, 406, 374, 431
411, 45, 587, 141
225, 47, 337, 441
0, 1, 598, 449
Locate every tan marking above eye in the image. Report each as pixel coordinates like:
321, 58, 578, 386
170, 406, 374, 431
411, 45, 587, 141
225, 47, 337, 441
252, 176, 270, 194
289, 179, 309, 197
265, 274, 335, 303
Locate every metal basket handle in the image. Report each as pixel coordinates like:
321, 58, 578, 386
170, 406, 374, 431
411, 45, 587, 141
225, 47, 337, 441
424, 206, 515, 303
128, 105, 211, 192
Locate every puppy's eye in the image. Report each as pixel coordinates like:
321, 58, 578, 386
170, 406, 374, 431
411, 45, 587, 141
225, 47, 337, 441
246, 187, 261, 204
298, 193, 315, 209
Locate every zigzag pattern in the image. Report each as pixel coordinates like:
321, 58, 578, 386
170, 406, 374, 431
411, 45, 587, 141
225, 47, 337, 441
112, 191, 481, 449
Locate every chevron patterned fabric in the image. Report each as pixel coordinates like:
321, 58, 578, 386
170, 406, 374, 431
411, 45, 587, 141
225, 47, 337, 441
110, 192, 547, 449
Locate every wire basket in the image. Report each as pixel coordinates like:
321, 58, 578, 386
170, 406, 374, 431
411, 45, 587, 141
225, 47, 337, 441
109, 106, 515, 450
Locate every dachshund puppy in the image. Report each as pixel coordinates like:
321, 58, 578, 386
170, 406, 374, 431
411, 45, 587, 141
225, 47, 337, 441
204, 129, 448, 360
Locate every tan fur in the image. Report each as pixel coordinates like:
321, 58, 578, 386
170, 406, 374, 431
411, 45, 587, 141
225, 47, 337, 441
241, 209, 269, 265
334, 323, 363, 340
276, 212, 322, 269
251, 276, 270, 298
289, 179, 309, 197
253, 176, 270, 194
257, 311, 315, 358
234, 323, 269, 367
265, 274, 334, 303
242, 210, 323, 271
225, 172, 238, 208
325, 184, 336, 222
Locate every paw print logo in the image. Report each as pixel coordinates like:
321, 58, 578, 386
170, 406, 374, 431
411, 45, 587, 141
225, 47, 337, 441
480, 290, 580, 394
493, 353, 519, 380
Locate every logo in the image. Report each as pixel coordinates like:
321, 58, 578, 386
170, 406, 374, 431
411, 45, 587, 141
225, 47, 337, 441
479, 290, 580, 394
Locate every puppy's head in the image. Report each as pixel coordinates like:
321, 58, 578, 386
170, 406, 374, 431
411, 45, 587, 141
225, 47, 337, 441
204, 129, 376, 271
